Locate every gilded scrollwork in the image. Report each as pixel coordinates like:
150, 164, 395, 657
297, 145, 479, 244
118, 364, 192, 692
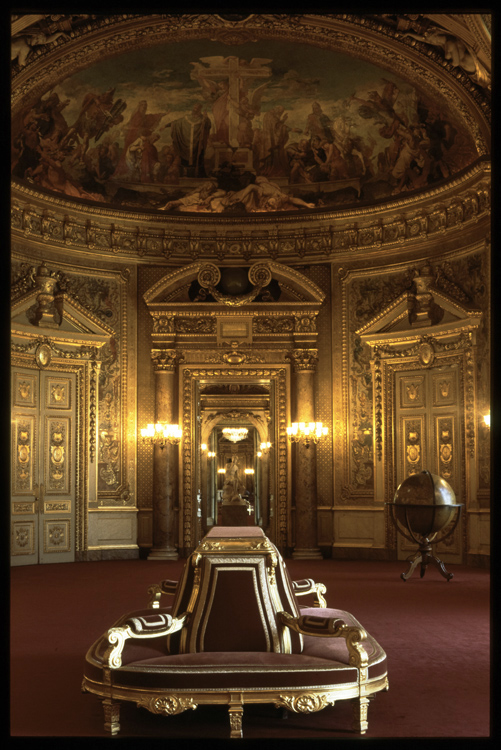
277, 693, 336, 713
137, 695, 198, 716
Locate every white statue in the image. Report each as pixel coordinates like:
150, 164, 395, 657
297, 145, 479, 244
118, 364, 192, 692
222, 456, 242, 503
12, 31, 69, 67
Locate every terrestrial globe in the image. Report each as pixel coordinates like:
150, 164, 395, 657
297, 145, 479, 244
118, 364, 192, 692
387, 470, 463, 581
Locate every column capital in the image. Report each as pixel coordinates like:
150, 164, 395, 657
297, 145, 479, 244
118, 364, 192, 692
288, 348, 319, 372
151, 348, 183, 372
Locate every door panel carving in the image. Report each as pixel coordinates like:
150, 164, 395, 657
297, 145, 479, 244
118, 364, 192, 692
396, 367, 462, 562
11, 367, 76, 565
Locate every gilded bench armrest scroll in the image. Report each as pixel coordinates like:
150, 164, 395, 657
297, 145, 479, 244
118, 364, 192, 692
277, 611, 369, 670
105, 612, 187, 668
292, 578, 328, 607
147, 579, 178, 609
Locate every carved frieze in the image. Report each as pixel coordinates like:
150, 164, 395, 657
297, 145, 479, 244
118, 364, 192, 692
11, 165, 490, 264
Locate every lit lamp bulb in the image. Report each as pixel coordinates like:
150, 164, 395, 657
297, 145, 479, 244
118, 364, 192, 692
483, 413, 490, 428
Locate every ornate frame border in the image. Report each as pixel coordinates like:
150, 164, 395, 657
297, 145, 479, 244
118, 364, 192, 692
180, 366, 290, 551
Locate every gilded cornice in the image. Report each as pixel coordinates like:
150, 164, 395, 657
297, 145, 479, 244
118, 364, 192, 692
11, 162, 490, 266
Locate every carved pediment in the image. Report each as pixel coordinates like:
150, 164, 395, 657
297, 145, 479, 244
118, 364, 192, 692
11, 262, 113, 349
144, 261, 325, 306
356, 265, 482, 347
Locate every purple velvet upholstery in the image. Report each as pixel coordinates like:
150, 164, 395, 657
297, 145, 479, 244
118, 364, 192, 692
83, 528, 388, 736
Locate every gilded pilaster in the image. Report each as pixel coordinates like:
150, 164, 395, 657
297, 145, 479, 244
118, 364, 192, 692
148, 350, 181, 561
290, 350, 322, 559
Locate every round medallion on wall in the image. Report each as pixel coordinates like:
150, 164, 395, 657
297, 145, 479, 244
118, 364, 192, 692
418, 341, 435, 367
35, 342, 52, 369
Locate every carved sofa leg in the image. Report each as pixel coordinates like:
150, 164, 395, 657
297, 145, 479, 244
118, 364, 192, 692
102, 697, 121, 735
228, 702, 244, 738
352, 695, 370, 734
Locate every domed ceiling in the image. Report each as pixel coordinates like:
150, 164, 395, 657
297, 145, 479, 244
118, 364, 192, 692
11, 13, 491, 217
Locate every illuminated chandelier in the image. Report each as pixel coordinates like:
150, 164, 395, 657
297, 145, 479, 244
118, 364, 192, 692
287, 422, 328, 447
140, 422, 182, 448
222, 427, 249, 443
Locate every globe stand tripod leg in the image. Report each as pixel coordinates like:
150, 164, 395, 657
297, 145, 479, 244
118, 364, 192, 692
400, 550, 423, 581
401, 543, 453, 581
426, 553, 454, 581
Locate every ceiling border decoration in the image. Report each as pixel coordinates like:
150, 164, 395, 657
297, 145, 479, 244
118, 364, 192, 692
11, 161, 490, 265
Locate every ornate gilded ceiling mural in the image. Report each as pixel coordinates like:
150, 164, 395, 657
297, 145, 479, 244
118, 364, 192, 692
11, 33, 481, 215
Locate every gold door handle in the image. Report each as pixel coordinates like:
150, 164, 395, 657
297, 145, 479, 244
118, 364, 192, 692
33, 484, 39, 513
39, 484, 45, 514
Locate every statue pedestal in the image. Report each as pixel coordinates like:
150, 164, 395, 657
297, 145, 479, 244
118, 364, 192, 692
221, 504, 249, 526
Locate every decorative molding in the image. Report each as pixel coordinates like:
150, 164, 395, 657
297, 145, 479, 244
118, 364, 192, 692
11, 165, 490, 264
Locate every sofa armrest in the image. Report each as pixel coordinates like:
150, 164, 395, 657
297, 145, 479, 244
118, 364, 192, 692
278, 611, 368, 670
291, 578, 327, 607
106, 612, 187, 668
147, 579, 178, 609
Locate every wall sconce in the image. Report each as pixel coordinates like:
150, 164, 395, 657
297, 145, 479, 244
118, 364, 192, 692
244, 468, 255, 475
483, 413, 490, 428
207, 451, 216, 458
260, 441, 271, 453
140, 423, 182, 449
217, 468, 226, 474
287, 422, 328, 447
201, 443, 208, 452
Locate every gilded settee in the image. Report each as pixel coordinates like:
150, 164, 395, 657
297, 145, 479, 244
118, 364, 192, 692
82, 527, 388, 737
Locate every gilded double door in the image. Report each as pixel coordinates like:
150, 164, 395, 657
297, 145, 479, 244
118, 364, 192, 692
11, 366, 77, 565
395, 364, 463, 563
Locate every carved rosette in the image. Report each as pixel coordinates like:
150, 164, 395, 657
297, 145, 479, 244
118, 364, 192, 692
294, 314, 317, 333
151, 312, 175, 334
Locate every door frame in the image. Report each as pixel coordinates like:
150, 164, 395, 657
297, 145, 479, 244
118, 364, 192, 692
11, 350, 100, 563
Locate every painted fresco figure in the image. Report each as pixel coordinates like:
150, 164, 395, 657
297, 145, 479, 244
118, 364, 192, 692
113, 100, 166, 179
59, 88, 126, 162
304, 102, 334, 143
154, 145, 181, 184
259, 105, 300, 177
166, 104, 212, 178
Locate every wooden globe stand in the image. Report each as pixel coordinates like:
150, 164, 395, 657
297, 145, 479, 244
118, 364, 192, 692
387, 503, 463, 581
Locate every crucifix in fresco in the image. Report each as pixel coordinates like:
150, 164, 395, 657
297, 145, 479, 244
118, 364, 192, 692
191, 56, 272, 151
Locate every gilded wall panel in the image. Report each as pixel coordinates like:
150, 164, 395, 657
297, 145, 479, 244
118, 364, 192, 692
45, 417, 71, 494
400, 375, 426, 409
11, 521, 35, 556
344, 269, 413, 500
13, 415, 36, 496
401, 416, 425, 478
46, 376, 72, 410
435, 415, 457, 486
43, 519, 71, 553
10, 257, 133, 510
14, 371, 37, 408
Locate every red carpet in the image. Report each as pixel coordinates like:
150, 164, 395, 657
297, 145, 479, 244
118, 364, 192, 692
10, 558, 490, 738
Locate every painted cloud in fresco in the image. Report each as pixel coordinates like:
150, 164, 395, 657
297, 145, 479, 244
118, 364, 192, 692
11, 39, 478, 213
